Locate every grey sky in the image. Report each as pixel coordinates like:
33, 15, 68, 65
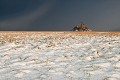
0, 0, 120, 31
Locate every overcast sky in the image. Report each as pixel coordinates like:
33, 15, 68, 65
0, 0, 120, 31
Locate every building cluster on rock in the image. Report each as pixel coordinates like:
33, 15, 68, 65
73, 22, 92, 31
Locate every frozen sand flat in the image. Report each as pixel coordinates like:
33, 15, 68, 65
0, 31, 120, 80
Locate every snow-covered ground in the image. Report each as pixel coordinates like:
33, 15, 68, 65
0, 32, 120, 80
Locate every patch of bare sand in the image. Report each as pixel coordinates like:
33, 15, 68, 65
0, 31, 120, 42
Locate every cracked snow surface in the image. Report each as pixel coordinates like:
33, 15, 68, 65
0, 32, 120, 80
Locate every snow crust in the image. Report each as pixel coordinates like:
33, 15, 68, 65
0, 32, 120, 80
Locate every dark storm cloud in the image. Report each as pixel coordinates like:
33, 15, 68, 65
0, 0, 56, 30
0, 0, 120, 31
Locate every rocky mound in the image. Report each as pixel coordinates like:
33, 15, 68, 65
73, 22, 92, 31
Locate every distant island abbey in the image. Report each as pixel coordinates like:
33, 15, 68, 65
73, 22, 92, 31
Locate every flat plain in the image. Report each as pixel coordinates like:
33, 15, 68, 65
0, 31, 120, 80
